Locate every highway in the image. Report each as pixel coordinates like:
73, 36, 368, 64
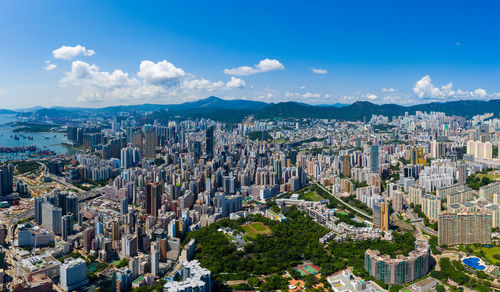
312, 180, 373, 220
37, 161, 87, 193
406, 209, 438, 237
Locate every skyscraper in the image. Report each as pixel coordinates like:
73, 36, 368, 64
0, 164, 14, 196
457, 162, 467, 185
102, 138, 125, 160
373, 201, 389, 231
60, 258, 88, 291
34, 197, 43, 224
42, 202, 62, 235
370, 145, 379, 173
61, 214, 73, 241
205, 126, 214, 159
438, 212, 492, 245
146, 182, 162, 217
151, 243, 160, 276
120, 197, 128, 215
143, 125, 157, 159
274, 159, 282, 184
65, 194, 79, 221
342, 154, 351, 177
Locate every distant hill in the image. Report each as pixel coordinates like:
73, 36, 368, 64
29, 96, 500, 122
0, 109, 17, 114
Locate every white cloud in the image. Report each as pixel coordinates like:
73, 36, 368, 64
312, 68, 328, 74
382, 88, 397, 92
224, 58, 284, 76
59, 59, 245, 103
53, 45, 95, 60
182, 79, 224, 92
138, 60, 186, 86
302, 92, 321, 98
365, 93, 377, 100
45, 63, 57, 71
226, 77, 246, 89
413, 75, 488, 100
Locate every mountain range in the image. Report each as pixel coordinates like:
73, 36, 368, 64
7, 96, 500, 123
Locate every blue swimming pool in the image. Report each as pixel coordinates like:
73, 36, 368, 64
462, 257, 486, 270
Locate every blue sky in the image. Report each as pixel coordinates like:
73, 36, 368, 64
1, 0, 500, 108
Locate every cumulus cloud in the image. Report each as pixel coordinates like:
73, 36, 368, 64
138, 60, 186, 86
59, 59, 245, 103
365, 93, 377, 100
312, 68, 328, 74
223, 58, 284, 76
382, 88, 397, 92
53, 45, 95, 60
413, 75, 488, 100
60, 60, 145, 102
182, 79, 224, 92
45, 62, 57, 71
226, 77, 246, 89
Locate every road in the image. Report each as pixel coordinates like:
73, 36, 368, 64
312, 181, 373, 220
406, 209, 438, 237
37, 161, 87, 193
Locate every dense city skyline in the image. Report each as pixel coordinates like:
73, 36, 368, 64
1, 2, 500, 292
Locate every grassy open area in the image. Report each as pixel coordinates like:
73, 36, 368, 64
299, 191, 324, 202
251, 222, 270, 233
475, 172, 500, 182
241, 222, 272, 239
241, 225, 253, 233
12, 160, 41, 175
472, 246, 500, 265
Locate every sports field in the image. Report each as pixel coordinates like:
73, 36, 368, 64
295, 264, 320, 276
299, 191, 324, 202
241, 222, 272, 239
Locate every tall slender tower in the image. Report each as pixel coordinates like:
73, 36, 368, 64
205, 126, 214, 159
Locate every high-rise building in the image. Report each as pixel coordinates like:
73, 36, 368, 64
67, 126, 78, 144
83, 227, 95, 253
222, 176, 235, 195
0, 164, 14, 196
112, 221, 120, 241
42, 202, 62, 235
421, 194, 441, 220
102, 138, 125, 160
365, 240, 430, 285
60, 258, 88, 291
205, 126, 214, 159
121, 197, 128, 215
214, 193, 225, 216
342, 154, 351, 177
373, 201, 389, 231
121, 146, 141, 169
146, 182, 162, 217
61, 214, 73, 241
121, 235, 138, 257
143, 125, 157, 159
438, 212, 492, 245
151, 244, 160, 276
34, 197, 44, 224
65, 194, 79, 221
370, 145, 379, 173
190, 140, 202, 161
457, 162, 467, 185
163, 260, 212, 292
274, 159, 282, 184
